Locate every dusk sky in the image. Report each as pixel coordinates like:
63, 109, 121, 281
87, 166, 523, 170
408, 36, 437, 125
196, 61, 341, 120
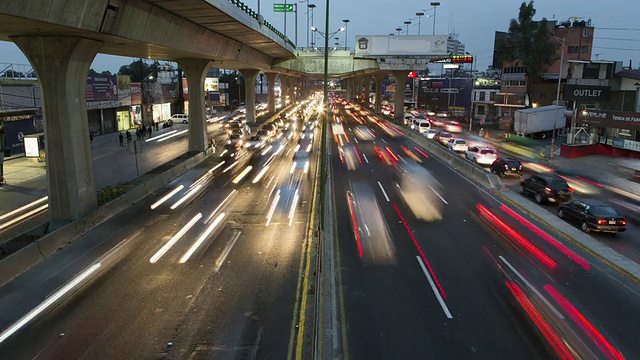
0, 0, 638, 73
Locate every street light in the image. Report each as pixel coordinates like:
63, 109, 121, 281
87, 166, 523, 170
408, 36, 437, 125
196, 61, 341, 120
430, 2, 440, 35
308, 4, 316, 47
342, 19, 350, 50
395, 27, 402, 35
415, 12, 425, 35
466, 52, 475, 131
549, 36, 565, 160
403, 20, 412, 35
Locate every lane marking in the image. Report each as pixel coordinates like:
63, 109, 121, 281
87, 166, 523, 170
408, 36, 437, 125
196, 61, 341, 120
377, 181, 390, 202
416, 256, 453, 319
214, 231, 242, 273
498, 256, 565, 319
150, 213, 202, 263
427, 184, 448, 204
251, 326, 264, 360
362, 153, 369, 163
0, 263, 102, 344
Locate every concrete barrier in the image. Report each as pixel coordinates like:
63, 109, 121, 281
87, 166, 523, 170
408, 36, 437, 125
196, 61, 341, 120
0, 147, 214, 287
399, 126, 504, 190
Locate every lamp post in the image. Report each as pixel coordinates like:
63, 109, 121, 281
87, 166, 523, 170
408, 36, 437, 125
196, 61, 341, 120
466, 52, 475, 131
308, 4, 316, 47
300, 0, 309, 47
415, 12, 424, 35
395, 27, 402, 35
403, 20, 412, 35
342, 19, 350, 50
430, 2, 440, 35
550, 36, 565, 160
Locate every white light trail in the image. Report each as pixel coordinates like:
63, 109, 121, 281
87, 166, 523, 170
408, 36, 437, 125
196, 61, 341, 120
232, 166, 253, 184
170, 185, 202, 210
158, 129, 188, 142
223, 160, 239, 173
150, 213, 202, 263
265, 190, 281, 227
179, 212, 226, 263
0, 204, 49, 231
145, 130, 177, 142
150, 185, 184, 210
0, 196, 48, 221
288, 189, 300, 226
208, 161, 226, 174
252, 165, 271, 184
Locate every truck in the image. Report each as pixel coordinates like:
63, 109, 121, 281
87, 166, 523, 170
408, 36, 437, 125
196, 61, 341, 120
513, 105, 566, 138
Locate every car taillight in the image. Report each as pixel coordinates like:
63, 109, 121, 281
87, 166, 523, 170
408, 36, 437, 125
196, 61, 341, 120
597, 219, 607, 225
618, 220, 627, 225
518, 165, 522, 169
544, 187, 552, 192
504, 164, 509, 169
568, 188, 574, 192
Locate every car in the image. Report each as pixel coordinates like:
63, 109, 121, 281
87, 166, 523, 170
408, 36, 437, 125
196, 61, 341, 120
490, 158, 523, 177
227, 133, 245, 147
256, 129, 271, 141
466, 146, 497, 165
170, 114, 189, 124
415, 119, 432, 133
424, 129, 439, 139
290, 146, 311, 176
444, 121, 463, 133
245, 135, 266, 149
447, 138, 468, 152
404, 115, 414, 126
436, 132, 453, 145
558, 199, 627, 233
373, 143, 399, 165
220, 143, 240, 161
435, 111, 448, 118
354, 125, 375, 141
520, 174, 571, 204
261, 124, 277, 137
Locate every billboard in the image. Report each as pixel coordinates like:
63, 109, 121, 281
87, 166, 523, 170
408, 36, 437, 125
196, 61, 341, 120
354, 35, 448, 56
578, 109, 640, 130
117, 75, 131, 106
86, 75, 117, 101
564, 85, 611, 102
205, 77, 219, 92
130, 83, 142, 105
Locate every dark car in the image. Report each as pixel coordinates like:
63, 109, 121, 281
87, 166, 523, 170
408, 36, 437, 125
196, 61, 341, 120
435, 132, 453, 146
520, 174, 571, 204
490, 158, 523, 177
558, 199, 627, 233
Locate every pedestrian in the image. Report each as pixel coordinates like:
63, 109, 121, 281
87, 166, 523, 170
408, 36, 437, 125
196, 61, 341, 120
119, 132, 124, 146
148, 126, 153, 139
155, 121, 159, 131
126, 130, 131, 143
89, 132, 94, 147
136, 128, 141, 141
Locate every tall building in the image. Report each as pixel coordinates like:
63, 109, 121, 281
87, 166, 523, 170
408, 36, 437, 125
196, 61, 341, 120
447, 32, 465, 56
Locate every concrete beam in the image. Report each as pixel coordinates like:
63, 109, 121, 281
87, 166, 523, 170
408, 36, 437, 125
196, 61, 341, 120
273, 55, 379, 76
12, 36, 102, 223
178, 59, 212, 152
240, 69, 259, 124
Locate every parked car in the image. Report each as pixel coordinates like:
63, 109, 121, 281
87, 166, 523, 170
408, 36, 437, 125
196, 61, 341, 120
490, 158, 523, 177
424, 129, 438, 139
558, 199, 627, 233
447, 138, 468, 152
466, 146, 497, 165
520, 174, 571, 204
170, 113, 189, 124
436, 132, 453, 145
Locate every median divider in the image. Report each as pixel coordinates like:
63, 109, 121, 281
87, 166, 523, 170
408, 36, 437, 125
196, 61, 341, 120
0, 147, 215, 287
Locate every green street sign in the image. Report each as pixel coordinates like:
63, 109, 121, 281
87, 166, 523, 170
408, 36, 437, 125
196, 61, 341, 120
273, 3, 294, 12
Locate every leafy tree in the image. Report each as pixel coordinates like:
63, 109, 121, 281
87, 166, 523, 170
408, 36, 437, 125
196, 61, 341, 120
88, 69, 113, 76
118, 59, 158, 82
497, 1, 558, 107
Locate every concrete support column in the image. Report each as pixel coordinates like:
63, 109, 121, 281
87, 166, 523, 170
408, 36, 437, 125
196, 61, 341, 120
280, 75, 289, 106
265, 72, 278, 114
347, 79, 354, 102
178, 59, 212, 152
288, 77, 296, 103
13, 36, 102, 222
239, 69, 259, 124
374, 73, 384, 113
392, 70, 409, 124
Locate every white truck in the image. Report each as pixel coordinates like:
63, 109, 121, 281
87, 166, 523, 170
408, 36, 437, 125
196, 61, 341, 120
513, 105, 566, 138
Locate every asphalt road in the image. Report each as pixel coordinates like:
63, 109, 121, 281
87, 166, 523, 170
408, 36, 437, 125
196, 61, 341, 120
331, 105, 640, 359
442, 130, 640, 264
0, 115, 320, 359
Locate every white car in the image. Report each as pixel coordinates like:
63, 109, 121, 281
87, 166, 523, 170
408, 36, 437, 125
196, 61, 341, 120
445, 121, 463, 133
466, 146, 497, 165
447, 138, 468, 152
416, 119, 432, 133
424, 129, 438, 139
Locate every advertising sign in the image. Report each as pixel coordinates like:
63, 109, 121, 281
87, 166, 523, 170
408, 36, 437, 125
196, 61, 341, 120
117, 75, 132, 106
24, 136, 39, 157
182, 78, 189, 101
130, 83, 142, 105
86, 75, 118, 101
404, 80, 414, 102
578, 109, 640, 130
354, 35, 448, 56
564, 85, 611, 102
204, 77, 219, 92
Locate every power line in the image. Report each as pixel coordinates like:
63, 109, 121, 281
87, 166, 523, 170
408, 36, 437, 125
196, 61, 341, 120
594, 36, 640, 42
596, 27, 640, 31
592, 46, 640, 51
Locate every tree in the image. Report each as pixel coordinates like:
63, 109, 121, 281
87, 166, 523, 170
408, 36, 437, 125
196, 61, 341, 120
497, 1, 558, 107
88, 69, 113, 76
118, 59, 158, 82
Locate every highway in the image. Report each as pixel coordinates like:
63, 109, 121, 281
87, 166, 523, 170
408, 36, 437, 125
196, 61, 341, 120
0, 110, 320, 359
331, 104, 640, 359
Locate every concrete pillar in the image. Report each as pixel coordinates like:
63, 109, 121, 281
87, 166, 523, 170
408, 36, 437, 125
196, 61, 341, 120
280, 75, 289, 106
178, 59, 212, 152
392, 70, 409, 124
240, 69, 259, 124
288, 77, 296, 103
13, 36, 102, 223
266, 72, 278, 114
374, 73, 384, 113
346, 79, 353, 102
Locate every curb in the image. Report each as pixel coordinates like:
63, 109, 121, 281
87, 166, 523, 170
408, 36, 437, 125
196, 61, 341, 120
0, 147, 214, 288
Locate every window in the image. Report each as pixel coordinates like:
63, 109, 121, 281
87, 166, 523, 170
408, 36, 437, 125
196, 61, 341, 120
568, 46, 579, 54
504, 80, 526, 87
540, 93, 547, 100
580, 46, 589, 54
583, 29, 591, 37
489, 92, 496, 102
479, 92, 486, 101
478, 106, 486, 115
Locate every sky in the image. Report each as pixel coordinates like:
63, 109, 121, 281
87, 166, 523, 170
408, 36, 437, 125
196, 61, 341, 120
0, 0, 639, 73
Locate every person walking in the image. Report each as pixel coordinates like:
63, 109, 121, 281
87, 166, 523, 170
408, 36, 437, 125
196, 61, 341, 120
119, 132, 124, 147
148, 126, 153, 139
126, 130, 132, 144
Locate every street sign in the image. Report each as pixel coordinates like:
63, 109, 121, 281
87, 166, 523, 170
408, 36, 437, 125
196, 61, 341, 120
273, 3, 294, 12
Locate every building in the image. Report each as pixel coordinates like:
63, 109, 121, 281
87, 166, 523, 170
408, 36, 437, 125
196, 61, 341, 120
471, 77, 501, 121
447, 33, 465, 56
